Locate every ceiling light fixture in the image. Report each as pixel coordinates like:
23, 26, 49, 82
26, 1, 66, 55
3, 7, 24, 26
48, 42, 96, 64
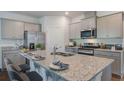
65, 11, 69, 15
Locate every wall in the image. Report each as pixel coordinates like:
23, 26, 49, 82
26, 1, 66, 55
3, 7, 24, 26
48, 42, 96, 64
39, 16, 70, 53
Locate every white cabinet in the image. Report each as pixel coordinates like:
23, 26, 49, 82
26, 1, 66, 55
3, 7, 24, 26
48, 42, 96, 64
69, 17, 96, 39
97, 13, 123, 38
81, 17, 96, 30
1, 19, 24, 39
69, 22, 81, 39
69, 24, 75, 39
1, 19, 41, 39
94, 50, 123, 78
97, 16, 108, 38
24, 23, 41, 32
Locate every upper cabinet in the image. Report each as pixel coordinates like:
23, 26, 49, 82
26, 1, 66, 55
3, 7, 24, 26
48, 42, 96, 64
1, 19, 41, 39
69, 17, 96, 39
69, 22, 81, 39
97, 13, 123, 38
1, 19, 24, 39
24, 23, 41, 32
81, 17, 96, 30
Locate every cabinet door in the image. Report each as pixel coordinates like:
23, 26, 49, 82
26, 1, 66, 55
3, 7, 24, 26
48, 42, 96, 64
1, 19, 24, 39
97, 17, 108, 38
69, 24, 75, 39
24, 23, 41, 32
97, 13, 122, 38
87, 17, 96, 29
81, 17, 96, 30
81, 19, 87, 30
112, 59, 121, 75
75, 22, 81, 39
69, 22, 81, 39
107, 13, 122, 38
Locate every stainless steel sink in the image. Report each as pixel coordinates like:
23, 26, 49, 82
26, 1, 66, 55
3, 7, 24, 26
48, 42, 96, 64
51, 52, 74, 57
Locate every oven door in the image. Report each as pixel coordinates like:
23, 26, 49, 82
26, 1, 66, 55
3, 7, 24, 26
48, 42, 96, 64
78, 48, 94, 55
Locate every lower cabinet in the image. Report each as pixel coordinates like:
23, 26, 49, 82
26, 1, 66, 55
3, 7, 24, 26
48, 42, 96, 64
94, 50, 124, 78
101, 64, 112, 81
90, 64, 112, 81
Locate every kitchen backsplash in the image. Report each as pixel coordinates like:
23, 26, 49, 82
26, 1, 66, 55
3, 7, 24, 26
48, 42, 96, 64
72, 38, 123, 46
0, 39, 24, 47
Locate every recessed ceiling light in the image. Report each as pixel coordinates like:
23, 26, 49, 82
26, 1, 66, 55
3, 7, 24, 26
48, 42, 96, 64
65, 11, 69, 15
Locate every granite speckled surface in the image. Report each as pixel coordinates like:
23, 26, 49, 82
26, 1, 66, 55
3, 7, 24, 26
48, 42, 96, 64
19, 50, 114, 81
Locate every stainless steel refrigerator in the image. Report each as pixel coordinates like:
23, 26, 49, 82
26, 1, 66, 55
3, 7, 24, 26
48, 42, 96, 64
24, 31, 45, 49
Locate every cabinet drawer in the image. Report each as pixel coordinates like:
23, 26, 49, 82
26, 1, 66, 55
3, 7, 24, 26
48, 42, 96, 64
111, 52, 121, 57
94, 50, 121, 58
94, 51, 112, 57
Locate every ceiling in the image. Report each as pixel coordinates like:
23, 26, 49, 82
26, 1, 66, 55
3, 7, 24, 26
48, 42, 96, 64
11, 11, 84, 18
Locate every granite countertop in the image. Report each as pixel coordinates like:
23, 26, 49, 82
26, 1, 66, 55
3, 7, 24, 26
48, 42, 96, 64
65, 46, 79, 48
19, 50, 114, 81
94, 48, 124, 53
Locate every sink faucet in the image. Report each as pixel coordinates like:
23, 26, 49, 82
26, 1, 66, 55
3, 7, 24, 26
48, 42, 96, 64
52, 46, 61, 64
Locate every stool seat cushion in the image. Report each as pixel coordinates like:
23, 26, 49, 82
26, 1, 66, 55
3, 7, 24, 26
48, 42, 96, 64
26, 71, 43, 81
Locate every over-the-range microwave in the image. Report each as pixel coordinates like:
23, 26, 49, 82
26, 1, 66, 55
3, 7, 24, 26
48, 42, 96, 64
80, 29, 97, 39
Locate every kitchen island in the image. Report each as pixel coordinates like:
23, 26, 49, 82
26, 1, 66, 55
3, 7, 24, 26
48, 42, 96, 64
19, 50, 114, 81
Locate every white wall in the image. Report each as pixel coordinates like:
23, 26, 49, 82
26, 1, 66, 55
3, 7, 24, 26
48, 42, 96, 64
39, 16, 70, 53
